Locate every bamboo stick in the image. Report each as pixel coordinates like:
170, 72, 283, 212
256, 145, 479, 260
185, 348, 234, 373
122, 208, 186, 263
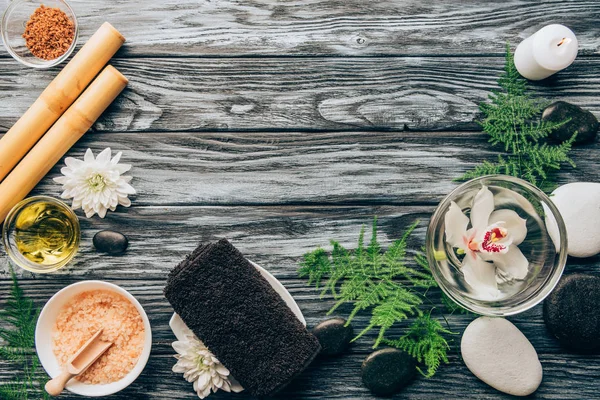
0, 22, 125, 182
0, 65, 128, 222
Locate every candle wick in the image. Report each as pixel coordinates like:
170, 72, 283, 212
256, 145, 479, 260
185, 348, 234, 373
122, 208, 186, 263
557, 37, 571, 47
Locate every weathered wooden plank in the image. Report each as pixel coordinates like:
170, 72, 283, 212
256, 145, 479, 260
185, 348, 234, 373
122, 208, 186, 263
1, 57, 599, 133
0, 204, 433, 278
1, 350, 598, 399
0, 0, 597, 57
13, 131, 600, 207
0, 203, 597, 400
0, 275, 596, 353
0, 203, 596, 280
1, 273, 598, 400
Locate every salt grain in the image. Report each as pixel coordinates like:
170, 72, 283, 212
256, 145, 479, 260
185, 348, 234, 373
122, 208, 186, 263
23, 5, 75, 60
52, 290, 145, 385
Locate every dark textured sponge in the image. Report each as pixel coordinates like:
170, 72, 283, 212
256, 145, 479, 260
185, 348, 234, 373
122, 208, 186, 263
164, 239, 321, 397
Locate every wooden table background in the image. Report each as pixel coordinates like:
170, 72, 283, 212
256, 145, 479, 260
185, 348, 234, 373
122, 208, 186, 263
1, 0, 599, 398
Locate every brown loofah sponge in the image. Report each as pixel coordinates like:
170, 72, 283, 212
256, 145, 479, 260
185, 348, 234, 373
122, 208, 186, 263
164, 239, 321, 397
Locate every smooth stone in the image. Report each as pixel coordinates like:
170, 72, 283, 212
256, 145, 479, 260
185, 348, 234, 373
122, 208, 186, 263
542, 101, 598, 144
361, 348, 416, 396
545, 182, 600, 258
461, 317, 542, 397
544, 274, 600, 352
93, 230, 129, 255
312, 317, 354, 356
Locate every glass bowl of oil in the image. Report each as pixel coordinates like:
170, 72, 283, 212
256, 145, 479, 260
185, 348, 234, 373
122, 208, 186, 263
2, 196, 80, 273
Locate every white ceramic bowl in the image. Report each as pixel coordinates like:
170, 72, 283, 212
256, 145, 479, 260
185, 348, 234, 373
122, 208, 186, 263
35, 281, 152, 397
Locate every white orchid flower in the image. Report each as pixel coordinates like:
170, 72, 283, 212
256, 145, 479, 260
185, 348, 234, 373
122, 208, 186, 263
444, 185, 528, 299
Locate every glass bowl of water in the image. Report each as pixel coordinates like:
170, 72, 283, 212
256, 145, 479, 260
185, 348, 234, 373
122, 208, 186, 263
426, 175, 567, 316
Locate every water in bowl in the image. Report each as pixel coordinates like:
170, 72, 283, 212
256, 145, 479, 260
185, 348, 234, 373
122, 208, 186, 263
434, 184, 557, 302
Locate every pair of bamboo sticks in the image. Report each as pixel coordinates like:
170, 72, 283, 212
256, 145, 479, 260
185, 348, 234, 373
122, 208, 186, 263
0, 22, 129, 222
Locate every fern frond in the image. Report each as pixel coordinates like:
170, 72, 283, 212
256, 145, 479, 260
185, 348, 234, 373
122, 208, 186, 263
410, 249, 438, 289
383, 314, 454, 378
298, 218, 455, 378
0, 266, 50, 399
459, 42, 575, 191
346, 280, 393, 324
298, 247, 331, 289
0, 381, 28, 400
363, 286, 423, 347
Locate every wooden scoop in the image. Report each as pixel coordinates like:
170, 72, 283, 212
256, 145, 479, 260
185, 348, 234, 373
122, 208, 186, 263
45, 329, 113, 397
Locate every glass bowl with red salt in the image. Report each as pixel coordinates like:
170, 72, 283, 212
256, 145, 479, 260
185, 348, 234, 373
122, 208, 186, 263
1, 0, 78, 68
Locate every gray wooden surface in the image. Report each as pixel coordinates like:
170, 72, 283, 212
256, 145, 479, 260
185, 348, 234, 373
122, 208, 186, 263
1, 0, 599, 399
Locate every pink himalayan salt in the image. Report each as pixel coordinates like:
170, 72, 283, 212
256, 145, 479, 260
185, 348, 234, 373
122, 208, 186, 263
52, 289, 145, 384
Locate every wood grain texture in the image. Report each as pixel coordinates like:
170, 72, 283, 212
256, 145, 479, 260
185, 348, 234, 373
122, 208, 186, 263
0, 0, 598, 57
15, 131, 600, 207
2, 206, 598, 398
1, 0, 599, 399
1, 203, 598, 278
1, 254, 598, 400
1, 57, 599, 133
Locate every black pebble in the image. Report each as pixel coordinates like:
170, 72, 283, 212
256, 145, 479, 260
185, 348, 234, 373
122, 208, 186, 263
312, 317, 354, 356
93, 230, 129, 255
361, 348, 416, 396
542, 101, 599, 144
544, 273, 600, 352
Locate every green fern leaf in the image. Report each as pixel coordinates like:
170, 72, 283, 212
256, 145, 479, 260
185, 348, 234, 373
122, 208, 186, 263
458, 42, 575, 191
298, 247, 331, 288
358, 285, 424, 347
0, 266, 51, 399
383, 314, 454, 378
298, 218, 455, 378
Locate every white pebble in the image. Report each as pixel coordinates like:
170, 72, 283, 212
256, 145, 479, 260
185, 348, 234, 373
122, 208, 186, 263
546, 182, 600, 258
461, 317, 542, 397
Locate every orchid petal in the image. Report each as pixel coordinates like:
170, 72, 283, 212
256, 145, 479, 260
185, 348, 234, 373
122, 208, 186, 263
444, 201, 469, 249
476, 222, 512, 255
489, 209, 527, 246
487, 245, 529, 280
461, 253, 499, 299
470, 185, 495, 232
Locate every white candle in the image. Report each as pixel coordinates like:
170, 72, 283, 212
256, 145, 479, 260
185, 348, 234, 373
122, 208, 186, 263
514, 24, 578, 81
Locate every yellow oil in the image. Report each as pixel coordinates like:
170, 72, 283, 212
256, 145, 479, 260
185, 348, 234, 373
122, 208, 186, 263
14, 201, 78, 265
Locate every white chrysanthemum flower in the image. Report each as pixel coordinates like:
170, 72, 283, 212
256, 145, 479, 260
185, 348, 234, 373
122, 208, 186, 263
172, 334, 243, 399
54, 148, 136, 218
